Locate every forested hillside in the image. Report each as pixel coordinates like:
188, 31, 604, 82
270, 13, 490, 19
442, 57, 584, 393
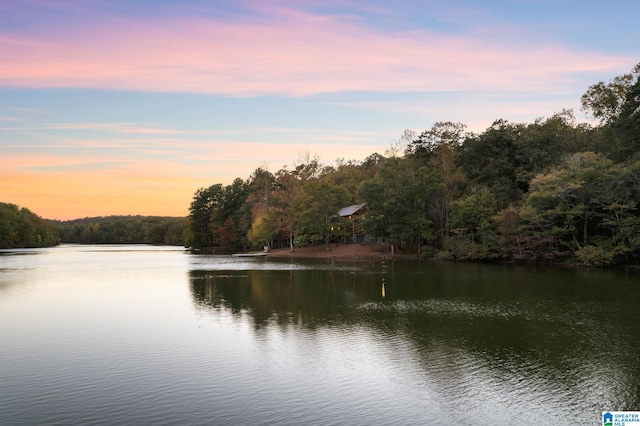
0, 207, 186, 248
188, 63, 640, 267
53, 216, 186, 245
0, 202, 60, 248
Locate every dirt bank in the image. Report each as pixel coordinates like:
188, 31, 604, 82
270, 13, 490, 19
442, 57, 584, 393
267, 243, 391, 259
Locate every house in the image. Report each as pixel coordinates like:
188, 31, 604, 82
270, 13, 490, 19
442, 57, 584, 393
338, 202, 367, 218
336, 203, 368, 244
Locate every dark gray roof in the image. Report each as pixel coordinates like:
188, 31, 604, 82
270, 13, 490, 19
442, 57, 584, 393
338, 203, 367, 217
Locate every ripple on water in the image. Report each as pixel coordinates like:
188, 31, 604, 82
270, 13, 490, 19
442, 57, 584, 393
355, 297, 631, 424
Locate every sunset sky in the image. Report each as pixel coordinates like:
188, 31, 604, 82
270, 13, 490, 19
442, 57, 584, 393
1, 0, 638, 220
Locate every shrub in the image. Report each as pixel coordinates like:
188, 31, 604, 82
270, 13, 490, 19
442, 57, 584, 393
576, 245, 615, 267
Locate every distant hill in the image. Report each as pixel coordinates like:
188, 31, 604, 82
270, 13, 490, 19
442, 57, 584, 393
0, 202, 60, 248
52, 215, 186, 246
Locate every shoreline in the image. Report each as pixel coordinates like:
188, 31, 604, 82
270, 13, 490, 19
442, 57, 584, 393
266, 243, 395, 259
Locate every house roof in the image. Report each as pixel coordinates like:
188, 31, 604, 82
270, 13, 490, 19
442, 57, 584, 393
338, 203, 367, 217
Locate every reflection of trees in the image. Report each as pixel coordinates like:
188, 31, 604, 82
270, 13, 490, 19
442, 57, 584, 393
190, 260, 640, 412
190, 266, 387, 328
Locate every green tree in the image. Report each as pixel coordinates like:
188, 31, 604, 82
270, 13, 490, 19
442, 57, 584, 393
358, 158, 413, 248
188, 184, 224, 249
218, 178, 251, 250
246, 168, 276, 249
0, 203, 20, 247
408, 166, 445, 253
323, 158, 374, 204
446, 186, 499, 260
514, 109, 588, 187
406, 122, 468, 239
294, 180, 350, 249
271, 168, 303, 251
580, 63, 640, 162
458, 120, 523, 208
407, 121, 467, 159
359, 158, 443, 253
0, 203, 60, 248
581, 63, 640, 125
520, 152, 640, 265
614, 73, 640, 161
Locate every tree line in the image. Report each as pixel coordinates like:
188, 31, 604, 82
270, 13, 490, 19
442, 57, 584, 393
53, 216, 186, 245
188, 63, 640, 267
0, 202, 60, 248
0, 205, 186, 248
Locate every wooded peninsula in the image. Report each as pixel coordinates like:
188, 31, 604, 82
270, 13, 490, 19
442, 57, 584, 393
2, 64, 639, 267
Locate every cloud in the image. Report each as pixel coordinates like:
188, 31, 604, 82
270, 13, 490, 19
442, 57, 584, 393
0, 6, 634, 97
4, 122, 237, 135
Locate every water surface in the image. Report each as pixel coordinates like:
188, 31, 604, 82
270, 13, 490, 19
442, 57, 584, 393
1, 245, 639, 425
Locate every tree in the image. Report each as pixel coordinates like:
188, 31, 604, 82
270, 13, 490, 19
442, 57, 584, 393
581, 63, 640, 125
520, 152, 640, 265
272, 168, 302, 251
358, 158, 443, 253
614, 73, 640, 161
408, 166, 445, 253
188, 184, 223, 249
246, 167, 276, 249
514, 109, 588, 186
0, 203, 60, 248
324, 158, 374, 204
293, 152, 323, 183
415, 123, 468, 238
445, 186, 499, 260
448, 187, 498, 242
580, 63, 640, 162
219, 178, 251, 250
359, 158, 413, 247
294, 180, 350, 249
458, 120, 524, 208
407, 121, 467, 159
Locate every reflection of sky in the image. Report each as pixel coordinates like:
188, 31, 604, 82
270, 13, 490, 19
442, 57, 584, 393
187, 255, 364, 271
0, 245, 191, 321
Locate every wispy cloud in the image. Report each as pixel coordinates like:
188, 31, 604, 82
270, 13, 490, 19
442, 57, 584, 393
29, 122, 237, 135
2, 121, 395, 146
0, 5, 633, 97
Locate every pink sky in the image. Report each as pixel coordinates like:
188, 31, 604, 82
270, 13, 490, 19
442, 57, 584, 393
1, 10, 632, 96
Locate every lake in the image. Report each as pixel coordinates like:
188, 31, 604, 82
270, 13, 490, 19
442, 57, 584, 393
1, 244, 639, 425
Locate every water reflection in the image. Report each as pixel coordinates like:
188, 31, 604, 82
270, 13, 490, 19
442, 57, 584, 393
189, 260, 640, 423
190, 267, 385, 328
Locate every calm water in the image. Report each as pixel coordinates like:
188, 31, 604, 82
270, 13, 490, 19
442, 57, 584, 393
1, 245, 639, 425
